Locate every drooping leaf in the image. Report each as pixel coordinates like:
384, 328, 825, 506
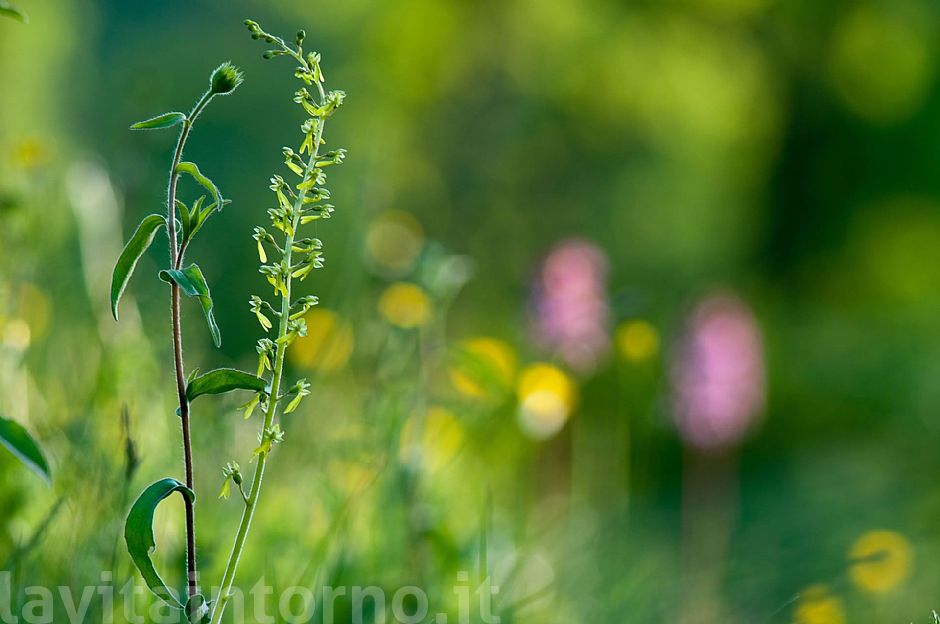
124, 478, 194, 608
186, 368, 267, 403
0, 2, 27, 22
175, 162, 222, 210
0, 416, 50, 482
111, 214, 167, 321
129, 112, 186, 130
159, 264, 221, 347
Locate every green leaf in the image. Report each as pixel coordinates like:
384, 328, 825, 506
0, 2, 27, 23
0, 416, 50, 482
185, 594, 210, 624
110, 214, 167, 321
159, 264, 221, 347
176, 199, 191, 243
125, 478, 194, 608
175, 162, 222, 210
186, 368, 267, 403
130, 112, 186, 130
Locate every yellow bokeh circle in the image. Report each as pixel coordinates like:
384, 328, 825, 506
793, 585, 845, 624
449, 337, 517, 400
289, 309, 354, 373
848, 530, 913, 594
516, 363, 577, 440
616, 319, 659, 362
379, 282, 431, 329
365, 210, 425, 276
400, 406, 465, 471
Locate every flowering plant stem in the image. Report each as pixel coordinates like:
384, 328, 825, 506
209, 145, 318, 623
166, 90, 213, 599
210, 21, 345, 623
112, 60, 244, 617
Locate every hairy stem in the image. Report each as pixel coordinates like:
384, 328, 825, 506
167, 90, 213, 599
210, 92, 327, 624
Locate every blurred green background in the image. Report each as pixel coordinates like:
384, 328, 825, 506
2, 0, 940, 622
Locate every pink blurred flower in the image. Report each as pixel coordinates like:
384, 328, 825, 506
672, 293, 765, 451
531, 238, 611, 373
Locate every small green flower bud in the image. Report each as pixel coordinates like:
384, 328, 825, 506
209, 61, 244, 96
185, 594, 209, 623
296, 30, 306, 46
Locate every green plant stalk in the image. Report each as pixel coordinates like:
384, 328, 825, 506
210, 88, 328, 624
167, 89, 214, 599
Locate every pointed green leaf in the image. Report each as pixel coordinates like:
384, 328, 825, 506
111, 214, 167, 321
130, 112, 186, 130
176, 199, 191, 243
159, 264, 221, 347
175, 162, 222, 210
0, 2, 27, 22
186, 369, 267, 403
0, 416, 50, 482
125, 478, 194, 608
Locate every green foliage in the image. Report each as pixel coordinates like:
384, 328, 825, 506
129, 112, 186, 130
186, 368, 267, 402
124, 478, 195, 608
0, 415, 49, 482
175, 162, 223, 215
110, 213, 166, 320
159, 264, 221, 347
0, 1, 27, 23
113, 61, 241, 605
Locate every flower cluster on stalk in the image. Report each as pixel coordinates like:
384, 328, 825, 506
240, 20, 346, 438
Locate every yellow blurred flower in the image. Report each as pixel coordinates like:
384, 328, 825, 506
289, 309, 354, 373
12, 138, 48, 170
400, 406, 464, 471
793, 585, 845, 624
616, 319, 659, 362
516, 363, 577, 440
848, 530, 913, 594
365, 210, 425, 276
379, 282, 431, 329
449, 337, 517, 400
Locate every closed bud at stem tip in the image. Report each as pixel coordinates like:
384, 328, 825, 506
210, 61, 244, 96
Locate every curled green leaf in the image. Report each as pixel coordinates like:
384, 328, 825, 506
0, 2, 27, 22
0, 416, 50, 482
185, 594, 211, 623
125, 478, 195, 608
175, 162, 223, 211
186, 368, 267, 403
130, 112, 187, 130
159, 264, 221, 347
111, 214, 168, 321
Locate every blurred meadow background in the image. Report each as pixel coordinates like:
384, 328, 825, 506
2, 0, 940, 621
